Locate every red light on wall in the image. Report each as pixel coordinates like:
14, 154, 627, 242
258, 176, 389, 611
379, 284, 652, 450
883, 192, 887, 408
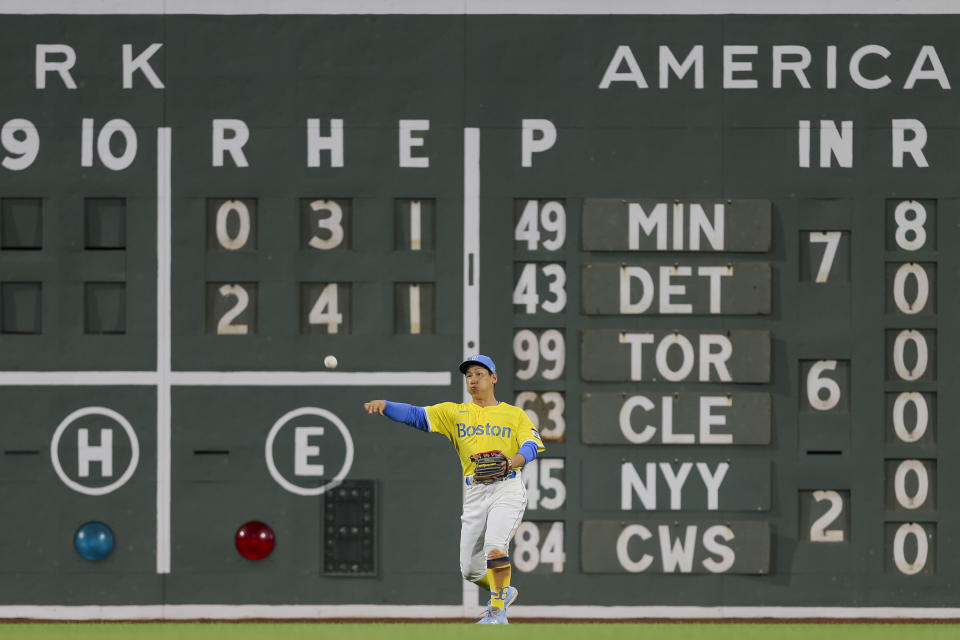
235, 520, 275, 561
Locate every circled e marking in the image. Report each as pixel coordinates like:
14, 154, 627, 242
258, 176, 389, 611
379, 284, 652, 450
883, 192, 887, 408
264, 406, 355, 496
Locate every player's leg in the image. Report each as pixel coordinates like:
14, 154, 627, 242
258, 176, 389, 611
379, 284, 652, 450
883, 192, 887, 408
460, 484, 491, 590
482, 476, 526, 614
484, 549, 512, 611
463, 536, 489, 590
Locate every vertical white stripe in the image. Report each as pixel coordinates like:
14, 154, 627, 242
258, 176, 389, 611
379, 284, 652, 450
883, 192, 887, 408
409, 284, 421, 334
672, 202, 683, 250
462, 126, 481, 615
462, 127, 481, 393
410, 200, 422, 251
156, 127, 172, 575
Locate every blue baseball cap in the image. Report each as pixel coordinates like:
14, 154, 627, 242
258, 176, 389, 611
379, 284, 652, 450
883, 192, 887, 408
459, 354, 496, 375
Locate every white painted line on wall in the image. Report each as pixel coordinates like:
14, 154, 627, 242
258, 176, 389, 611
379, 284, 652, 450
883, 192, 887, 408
0, 371, 451, 386
0, 372, 160, 385
156, 127, 172, 575
168, 371, 452, 386
3, 604, 960, 620
462, 127, 481, 371
461, 125, 481, 617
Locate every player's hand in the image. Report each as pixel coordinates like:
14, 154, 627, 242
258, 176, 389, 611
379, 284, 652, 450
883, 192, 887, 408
470, 450, 511, 482
364, 400, 386, 415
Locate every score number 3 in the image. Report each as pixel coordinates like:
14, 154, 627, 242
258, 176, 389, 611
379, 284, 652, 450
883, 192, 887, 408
513, 263, 566, 314
514, 200, 568, 314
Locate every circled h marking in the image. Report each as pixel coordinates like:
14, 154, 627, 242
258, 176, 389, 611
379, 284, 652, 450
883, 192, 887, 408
50, 406, 140, 496
264, 406, 355, 496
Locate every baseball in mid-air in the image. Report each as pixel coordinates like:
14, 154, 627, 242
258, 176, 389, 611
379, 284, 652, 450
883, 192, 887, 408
324, 354, 338, 369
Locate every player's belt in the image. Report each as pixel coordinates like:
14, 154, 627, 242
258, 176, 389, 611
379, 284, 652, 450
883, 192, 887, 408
465, 470, 518, 486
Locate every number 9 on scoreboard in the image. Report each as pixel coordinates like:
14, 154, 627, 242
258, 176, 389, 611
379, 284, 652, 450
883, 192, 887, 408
513, 329, 565, 381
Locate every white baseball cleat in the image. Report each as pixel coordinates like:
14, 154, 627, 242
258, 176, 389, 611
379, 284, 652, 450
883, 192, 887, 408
485, 586, 519, 612
504, 585, 519, 609
476, 607, 508, 624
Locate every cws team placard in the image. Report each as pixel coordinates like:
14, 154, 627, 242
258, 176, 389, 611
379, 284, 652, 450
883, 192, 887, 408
0, 4, 958, 614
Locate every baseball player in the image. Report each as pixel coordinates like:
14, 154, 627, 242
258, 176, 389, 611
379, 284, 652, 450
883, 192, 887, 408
363, 354, 545, 625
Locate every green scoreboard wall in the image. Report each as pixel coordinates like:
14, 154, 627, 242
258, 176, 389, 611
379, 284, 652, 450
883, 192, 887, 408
0, 4, 958, 615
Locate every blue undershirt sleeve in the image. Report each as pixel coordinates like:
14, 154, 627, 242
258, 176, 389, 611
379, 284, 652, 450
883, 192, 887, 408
383, 401, 430, 432
518, 440, 539, 465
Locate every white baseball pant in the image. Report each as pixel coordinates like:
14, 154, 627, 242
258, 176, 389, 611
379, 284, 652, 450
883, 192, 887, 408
459, 472, 527, 583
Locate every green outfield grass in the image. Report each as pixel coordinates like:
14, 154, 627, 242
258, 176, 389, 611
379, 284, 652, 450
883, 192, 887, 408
2, 623, 960, 640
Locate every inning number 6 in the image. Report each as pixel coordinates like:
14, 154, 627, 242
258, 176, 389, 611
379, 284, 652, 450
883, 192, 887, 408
807, 360, 841, 411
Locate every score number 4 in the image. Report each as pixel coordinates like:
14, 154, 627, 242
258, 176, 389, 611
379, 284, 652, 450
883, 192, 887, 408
515, 200, 566, 251
514, 200, 568, 314
512, 522, 565, 573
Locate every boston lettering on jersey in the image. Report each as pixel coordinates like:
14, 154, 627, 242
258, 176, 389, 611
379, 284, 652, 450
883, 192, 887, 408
457, 423, 513, 439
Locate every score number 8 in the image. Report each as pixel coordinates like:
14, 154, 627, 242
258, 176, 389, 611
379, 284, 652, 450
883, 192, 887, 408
512, 521, 565, 573
893, 201, 927, 251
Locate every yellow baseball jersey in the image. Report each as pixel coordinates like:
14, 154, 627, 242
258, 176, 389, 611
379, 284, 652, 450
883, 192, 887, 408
425, 401, 545, 476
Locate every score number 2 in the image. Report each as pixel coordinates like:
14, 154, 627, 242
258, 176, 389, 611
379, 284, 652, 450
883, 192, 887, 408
800, 490, 849, 543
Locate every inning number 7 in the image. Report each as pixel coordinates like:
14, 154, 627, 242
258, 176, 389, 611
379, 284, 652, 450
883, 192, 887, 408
809, 231, 841, 283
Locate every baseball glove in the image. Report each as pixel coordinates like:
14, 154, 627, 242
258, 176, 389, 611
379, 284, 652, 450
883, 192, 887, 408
470, 450, 511, 483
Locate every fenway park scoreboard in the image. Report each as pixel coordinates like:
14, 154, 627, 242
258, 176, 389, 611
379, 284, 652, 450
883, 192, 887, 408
0, 6, 959, 613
